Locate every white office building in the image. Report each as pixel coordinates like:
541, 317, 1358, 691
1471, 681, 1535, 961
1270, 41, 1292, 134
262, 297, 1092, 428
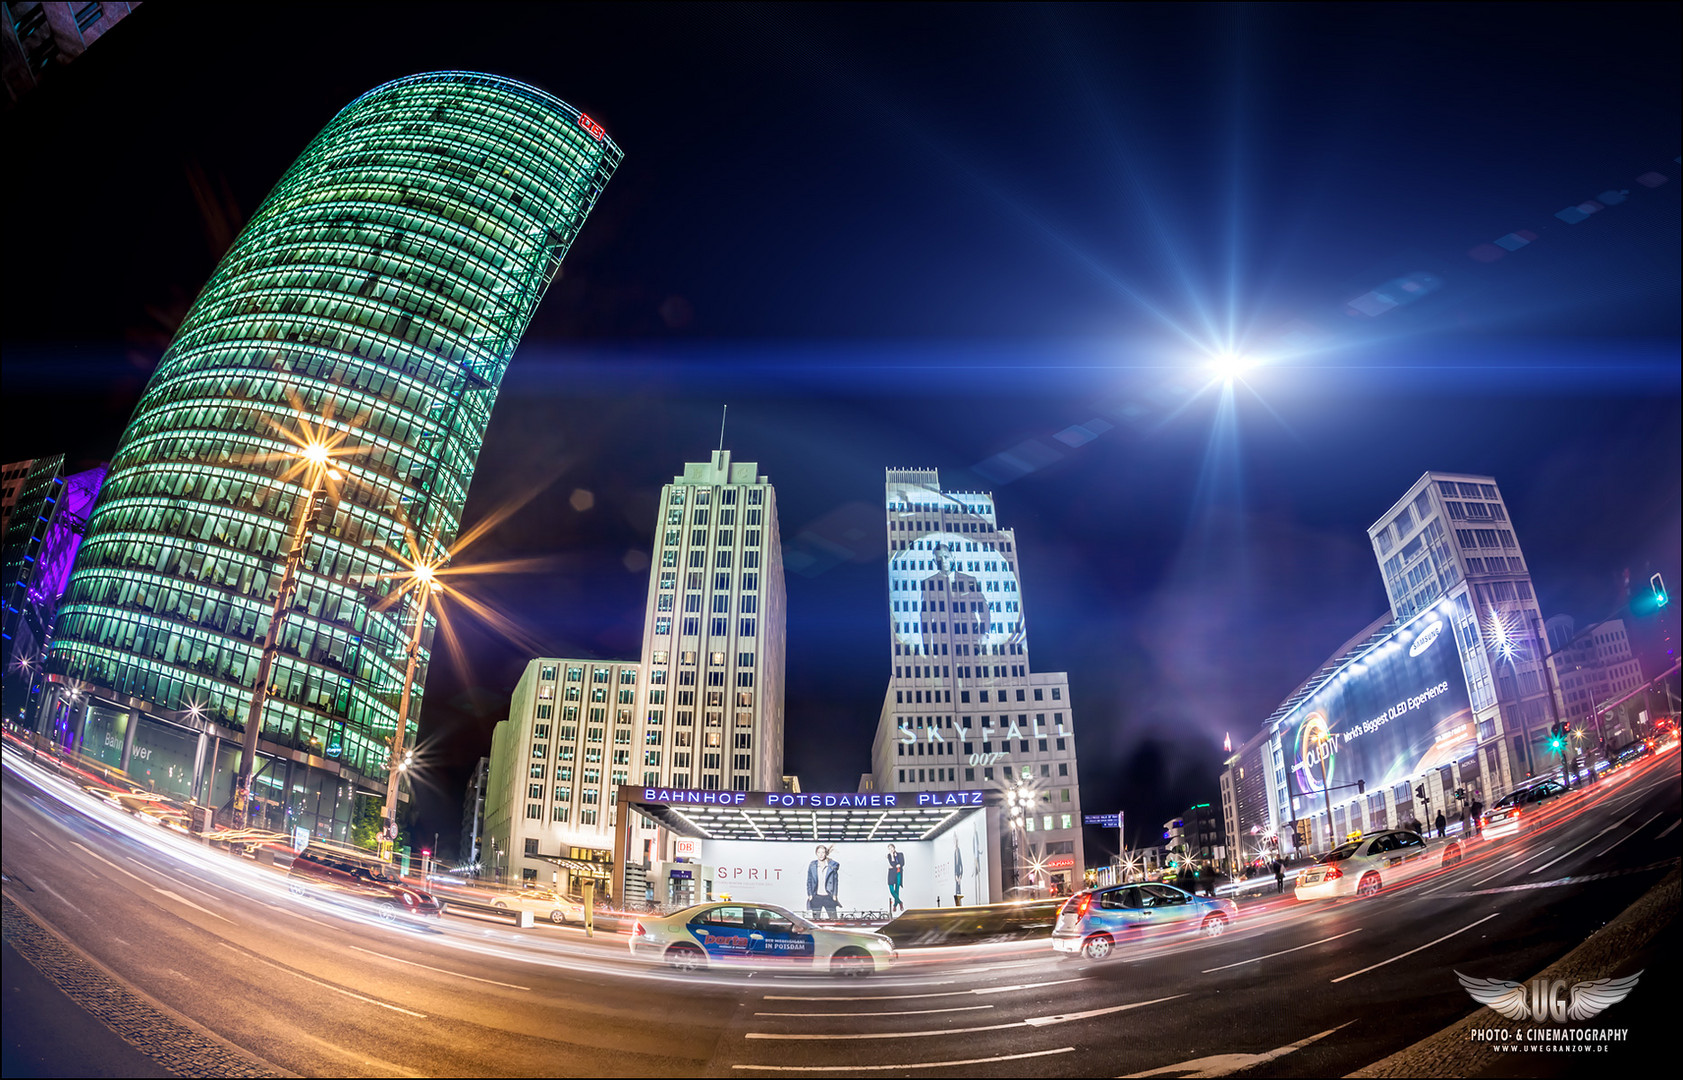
483, 658, 642, 893
636, 450, 787, 793
481, 450, 788, 899
869, 468, 1084, 894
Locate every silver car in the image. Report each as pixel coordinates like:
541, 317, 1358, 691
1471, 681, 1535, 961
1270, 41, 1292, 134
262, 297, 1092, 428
629, 902, 895, 974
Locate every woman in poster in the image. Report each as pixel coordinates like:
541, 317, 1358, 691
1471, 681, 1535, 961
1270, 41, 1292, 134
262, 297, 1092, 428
885, 844, 905, 912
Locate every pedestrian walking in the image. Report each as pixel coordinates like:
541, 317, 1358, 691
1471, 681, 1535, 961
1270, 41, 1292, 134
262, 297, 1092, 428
1271, 858, 1284, 894
1435, 810, 1447, 838
1470, 797, 1484, 836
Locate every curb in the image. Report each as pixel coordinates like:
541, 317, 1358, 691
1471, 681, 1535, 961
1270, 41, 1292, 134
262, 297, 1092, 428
1346, 861, 1680, 1078
1, 890, 292, 1078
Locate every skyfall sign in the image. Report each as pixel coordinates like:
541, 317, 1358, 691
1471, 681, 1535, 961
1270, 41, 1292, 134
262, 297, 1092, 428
640, 788, 987, 808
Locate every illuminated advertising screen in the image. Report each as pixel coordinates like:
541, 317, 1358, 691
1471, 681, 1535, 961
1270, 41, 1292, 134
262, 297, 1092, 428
696, 811, 990, 913
1282, 613, 1475, 806
888, 485, 1022, 653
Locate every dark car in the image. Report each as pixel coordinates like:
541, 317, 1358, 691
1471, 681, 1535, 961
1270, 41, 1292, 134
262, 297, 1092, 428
1612, 741, 1654, 768
287, 851, 443, 921
1482, 779, 1567, 839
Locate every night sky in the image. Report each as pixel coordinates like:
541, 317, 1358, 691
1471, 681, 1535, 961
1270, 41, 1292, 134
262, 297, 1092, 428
5, 3, 1679, 860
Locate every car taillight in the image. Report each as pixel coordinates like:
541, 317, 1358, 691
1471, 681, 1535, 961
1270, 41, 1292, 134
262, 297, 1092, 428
632, 921, 646, 937
1075, 894, 1092, 917
1324, 867, 1343, 880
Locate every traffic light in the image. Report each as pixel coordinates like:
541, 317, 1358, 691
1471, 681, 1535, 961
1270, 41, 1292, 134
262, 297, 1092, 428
1415, 783, 1427, 803
1653, 573, 1669, 610
1357, 779, 1366, 795
1454, 787, 1467, 802
1549, 722, 1565, 752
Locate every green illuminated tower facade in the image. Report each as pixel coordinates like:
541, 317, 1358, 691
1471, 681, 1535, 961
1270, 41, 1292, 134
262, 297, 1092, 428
44, 72, 621, 839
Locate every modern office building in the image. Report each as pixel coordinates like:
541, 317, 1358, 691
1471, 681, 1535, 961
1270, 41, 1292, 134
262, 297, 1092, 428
40, 72, 621, 840
483, 658, 642, 893
1, 458, 38, 539
2, 1, 140, 106
1162, 803, 1225, 869
1, 455, 105, 720
1546, 615, 1646, 745
1218, 726, 1277, 874
870, 468, 1085, 894
480, 449, 788, 896
1369, 472, 1563, 784
459, 755, 489, 867
635, 450, 788, 794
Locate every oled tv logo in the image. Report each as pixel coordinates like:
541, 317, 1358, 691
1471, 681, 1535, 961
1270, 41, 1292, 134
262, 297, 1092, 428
1409, 620, 1444, 657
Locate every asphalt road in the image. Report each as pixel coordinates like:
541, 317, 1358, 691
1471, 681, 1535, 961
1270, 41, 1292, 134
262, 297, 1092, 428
2, 744, 1677, 1077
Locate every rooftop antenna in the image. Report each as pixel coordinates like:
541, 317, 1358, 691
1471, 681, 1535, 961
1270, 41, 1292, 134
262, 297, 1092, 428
717, 404, 728, 453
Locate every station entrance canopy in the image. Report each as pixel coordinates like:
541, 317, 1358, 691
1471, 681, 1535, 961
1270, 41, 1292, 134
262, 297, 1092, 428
624, 786, 989, 843
618, 786, 998, 912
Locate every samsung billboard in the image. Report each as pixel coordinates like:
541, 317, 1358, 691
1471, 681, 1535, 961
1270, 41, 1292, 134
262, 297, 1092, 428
1282, 612, 1476, 807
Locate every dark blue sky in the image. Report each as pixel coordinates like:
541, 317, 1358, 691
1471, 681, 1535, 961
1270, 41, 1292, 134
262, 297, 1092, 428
5, 3, 1678, 856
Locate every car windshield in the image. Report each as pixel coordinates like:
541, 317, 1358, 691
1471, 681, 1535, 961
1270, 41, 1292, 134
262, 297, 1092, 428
1321, 840, 1364, 863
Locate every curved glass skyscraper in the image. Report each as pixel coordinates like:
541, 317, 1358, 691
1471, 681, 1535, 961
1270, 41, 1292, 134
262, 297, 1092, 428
44, 72, 621, 837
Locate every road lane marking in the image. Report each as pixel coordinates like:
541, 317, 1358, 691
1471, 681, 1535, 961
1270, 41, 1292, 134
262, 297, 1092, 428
347, 945, 530, 990
1120, 1021, 1355, 1077
31, 879, 81, 914
154, 889, 232, 923
1330, 914, 1500, 983
732, 1047, 1075, 1071
70, 840, 234, 923
1022, 995, 1186, 1026
745, 994, 1183, 1039
219, 943, 426, 1017
763, 977, 1087, 1001
1430, 859, 1679, 897
1599, 813, 1664, 858
70, 842, 151, 886
1201, 929, 1363, 973
755, 1004, 995, 1017
1466, 846, 1552, 888
1657, 818, 1680, 840
1529, 815, 1633, 875
1424, 849, 1527, 894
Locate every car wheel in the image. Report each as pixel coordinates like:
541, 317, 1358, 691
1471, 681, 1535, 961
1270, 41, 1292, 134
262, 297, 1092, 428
666, 943, 706, 972
550, 909, 567, 925
288, 880, 306, 896
1081, 934, 1113, 961
1358, 872, 1382, 898
378, 904, 400, 923
1201, 913, 1228, 937
492, 900, 508, 910
832, 949, 873, 977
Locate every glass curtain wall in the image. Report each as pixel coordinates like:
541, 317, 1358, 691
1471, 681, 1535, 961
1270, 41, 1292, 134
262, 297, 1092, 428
48, 72, 621, 800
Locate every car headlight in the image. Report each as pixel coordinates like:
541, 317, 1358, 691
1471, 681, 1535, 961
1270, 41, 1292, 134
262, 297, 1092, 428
400, 892, 416, 905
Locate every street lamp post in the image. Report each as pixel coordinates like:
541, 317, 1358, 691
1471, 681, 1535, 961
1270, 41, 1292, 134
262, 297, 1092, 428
381, 561, 438, 843
1004, 779, 1037, 893
235, 444, 334, 829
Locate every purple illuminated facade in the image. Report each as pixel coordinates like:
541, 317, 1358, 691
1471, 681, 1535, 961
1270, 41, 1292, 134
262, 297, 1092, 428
1, 458, 106, 724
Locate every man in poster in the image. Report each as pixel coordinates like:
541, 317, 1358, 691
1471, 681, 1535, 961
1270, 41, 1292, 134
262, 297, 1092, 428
806, 844, 840, 918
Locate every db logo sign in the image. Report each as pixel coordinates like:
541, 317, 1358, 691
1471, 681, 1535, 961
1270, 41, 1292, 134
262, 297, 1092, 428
578, 114, 606, 141
673, 839, 700, 860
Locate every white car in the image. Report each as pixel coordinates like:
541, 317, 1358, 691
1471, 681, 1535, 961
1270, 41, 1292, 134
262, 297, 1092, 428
490, 889, 585, 925
630, 901, 895, 974
1294, 829, 1463, 900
